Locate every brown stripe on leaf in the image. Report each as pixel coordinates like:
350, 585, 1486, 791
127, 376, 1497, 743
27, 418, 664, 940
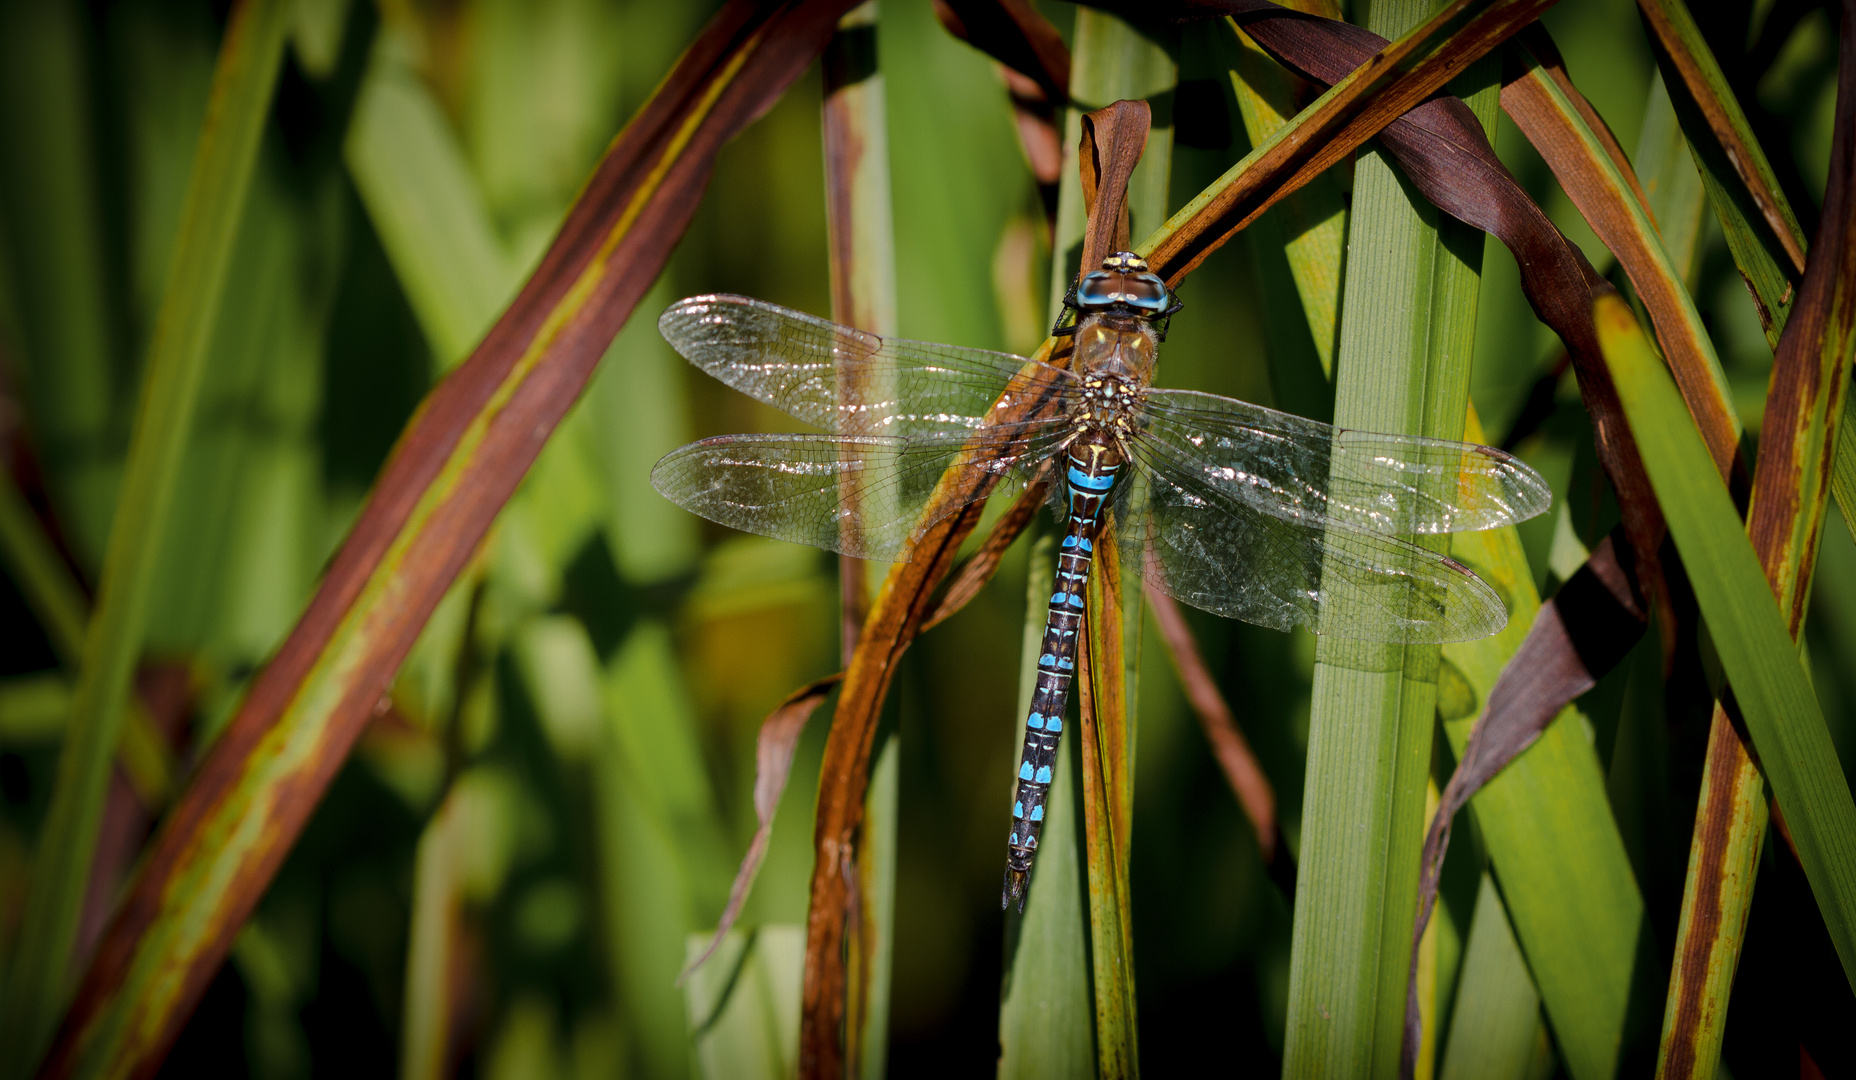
1661, 5, 1856, 1071
44, 3, 865, 1077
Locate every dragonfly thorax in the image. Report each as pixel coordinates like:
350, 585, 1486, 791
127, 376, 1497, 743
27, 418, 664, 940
1069, 319, 1159, 384
1068, 372, 1143, 440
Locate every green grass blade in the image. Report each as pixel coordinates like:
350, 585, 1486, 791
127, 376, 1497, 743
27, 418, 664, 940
0, 0, 118, 564
1596, 294, 1856, 989
1638, 0, 1809, 338
1839, 391, 1856, 530
345, 32, 516, 370
1217, 4, 1351, 382
0, 2, 293, 1073
0, 471, 89, 667
1438, 874, 1552, 1080
0, 467, 175, 806
998, 529, 1094, 1079
598, 621, 733, 1080
1439, 411, 1643, 1080
1631, 70, 1706, 287
686, 927, 805, 1079
854, 733, 898, 1079
399, 767, 523, 1080
1217, 11, 1346, 419
1281, 7, 1494, 1070
0, 675, 71, 744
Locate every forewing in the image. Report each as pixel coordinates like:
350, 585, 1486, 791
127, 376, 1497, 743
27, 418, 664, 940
1122, 437, 1509, 643
1137, 389, 1551, 536
659, 294, 1072, 437
651, 422, 1066, 561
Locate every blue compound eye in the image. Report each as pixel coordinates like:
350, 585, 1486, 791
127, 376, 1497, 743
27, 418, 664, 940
1120, 271, 1170, 310
1076, 271, 1118, 307
1075, 269, 1170, 315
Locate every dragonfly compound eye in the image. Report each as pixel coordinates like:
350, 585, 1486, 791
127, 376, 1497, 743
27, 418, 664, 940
1076, 269, 1171, 318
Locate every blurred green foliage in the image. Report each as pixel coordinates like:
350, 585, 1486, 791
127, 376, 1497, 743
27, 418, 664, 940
0, 0, 1847, 1077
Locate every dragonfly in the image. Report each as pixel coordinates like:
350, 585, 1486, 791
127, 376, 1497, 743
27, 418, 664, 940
651, 252, 1551, 910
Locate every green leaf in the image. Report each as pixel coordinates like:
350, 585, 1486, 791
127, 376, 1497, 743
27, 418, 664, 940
0, 675, 72, 744
1281, 8, 1494, 1074
1438, 874, 1554, 1080
1631, 70, 1707, 288
1638, 0, 1809, 342
345, 32, 516, 370
0, 0, 119, 564
594, 620, 732, 1080
1218, 14, 1345, 420
1596, 294, 1856, 989
1438, 412, 1643, 1080
685, 926, 804, 1080
0, 2, 294, 1073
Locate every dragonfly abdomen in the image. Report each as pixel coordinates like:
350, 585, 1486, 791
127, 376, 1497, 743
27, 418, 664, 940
1004, 434, 1123, 911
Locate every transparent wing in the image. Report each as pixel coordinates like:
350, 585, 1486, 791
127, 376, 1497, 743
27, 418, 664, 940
659, 294, 1074, 438
651, 421, 1068, 561
1137, 389, 1551, 536
1121, 436, 1509, 643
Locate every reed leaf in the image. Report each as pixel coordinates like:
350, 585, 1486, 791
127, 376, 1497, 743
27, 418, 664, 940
1282, 1, 1494, 1070
0, 1, 292, 1073
1659, 13, 1856, 1071
1218, 8, 1345, 419
1596, 295, 1856, 989
686, 927, 806, 1079
0, 472, 173, 806
1636, 0, 1810, 332
40, 6, 861, 1076
1430, 409, 1641, 1080
1502, 30, 1741, 468
1437, 874, 1551, 1080
0, 0, 118, 563
345, 32, 516, 370
1631, 71, 1707, 288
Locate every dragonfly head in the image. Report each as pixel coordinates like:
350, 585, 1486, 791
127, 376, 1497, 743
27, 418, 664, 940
1058, 251, 1184, 341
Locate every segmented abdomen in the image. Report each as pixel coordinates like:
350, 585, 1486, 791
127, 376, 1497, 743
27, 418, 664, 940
1003, 434, 1121, 910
